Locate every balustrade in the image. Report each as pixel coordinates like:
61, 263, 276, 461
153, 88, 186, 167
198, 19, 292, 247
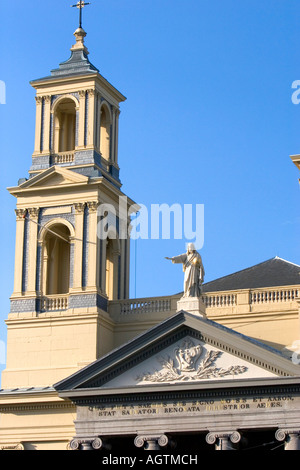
250, 288, 299, 304
41, 295, 68, 311
53, 151, 75, 164
114, 285, 299, 317
120, 297, 172, 315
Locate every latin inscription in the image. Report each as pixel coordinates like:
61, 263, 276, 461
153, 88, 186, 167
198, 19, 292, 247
86, 395, 298, 419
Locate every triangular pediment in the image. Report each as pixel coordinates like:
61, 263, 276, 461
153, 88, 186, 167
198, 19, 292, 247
99, 334, 277, 389
17, 166, 89, 189
54, 312, 300, 396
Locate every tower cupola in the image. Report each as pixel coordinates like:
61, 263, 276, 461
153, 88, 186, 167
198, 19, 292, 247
29, 26, 126, 186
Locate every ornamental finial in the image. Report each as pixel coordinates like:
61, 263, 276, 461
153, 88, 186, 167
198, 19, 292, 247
71, 1, 91, 29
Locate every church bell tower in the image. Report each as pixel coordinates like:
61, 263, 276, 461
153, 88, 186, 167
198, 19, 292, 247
3, 23, 135, 389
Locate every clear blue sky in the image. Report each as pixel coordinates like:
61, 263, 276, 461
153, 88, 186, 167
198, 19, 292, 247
0, 1, 300, 378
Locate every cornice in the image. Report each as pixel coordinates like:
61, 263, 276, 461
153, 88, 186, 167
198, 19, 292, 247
8, 171, 130, 199
60, 376, 300, 403
30, 72, 126, 104
6, 309, 113, 327
0, 401, 75, 413
0, 388, 76, 413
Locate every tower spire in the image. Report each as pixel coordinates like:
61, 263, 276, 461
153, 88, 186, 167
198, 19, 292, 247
71, 1, 91, 29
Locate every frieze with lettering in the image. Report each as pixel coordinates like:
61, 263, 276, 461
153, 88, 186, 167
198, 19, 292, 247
84, 394, 299, 420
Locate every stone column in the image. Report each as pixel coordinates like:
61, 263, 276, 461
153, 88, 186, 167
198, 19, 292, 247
111, 107, 117, 163
206, 431, 241, 451
70, 439, 92, 451
70, 437, 105, 451
114, 108, 120, 166
34, 96, 43, 154
81, 442, 93, 451
134, 435, 171, 451
95, 93, 101, 151
125, 236, 130, 299
53, 110, 60, 154
87, 201, 99, 290
12, 209, 27, 296
285, 433, 300, 450
275, 429, 300, 450
78, 90, 86, 149
99, 238, 107, 295
73, 203, 86, 291
39, 237, 48, 297
119, 238, 125, 300
87, 89, 96, 148
26, 208, 40, 295
43, 95, 52, 154
216, 436, 232, 451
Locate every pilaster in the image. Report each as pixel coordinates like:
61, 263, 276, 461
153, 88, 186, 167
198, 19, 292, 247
114, 108, 120, 165
42, 95, 52, 154
87, 201, 98, 290
12, 209, 27, 297
34, 96, 43, 155
72, 203, 86, 290
87, 89, 96, 148
125, 236, 130, 299
119, 238, 125, 300
78, 90, 86, 149
111, 107, 117, 163
236, 290, 251, 314
95, 93, 101, 151
100, 237, 107, 294
26, 208, 40, 295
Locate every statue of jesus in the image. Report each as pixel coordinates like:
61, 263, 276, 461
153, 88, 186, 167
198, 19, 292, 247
166, 244, 205, 298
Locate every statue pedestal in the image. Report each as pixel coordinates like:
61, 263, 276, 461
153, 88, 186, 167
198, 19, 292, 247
177, 297, 206, 317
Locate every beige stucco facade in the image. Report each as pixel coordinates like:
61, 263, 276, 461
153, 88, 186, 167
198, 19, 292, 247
1, 286, 299, 450
0, 26, 300, 451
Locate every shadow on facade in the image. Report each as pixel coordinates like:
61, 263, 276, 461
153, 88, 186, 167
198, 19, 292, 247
98, 429, 284, 454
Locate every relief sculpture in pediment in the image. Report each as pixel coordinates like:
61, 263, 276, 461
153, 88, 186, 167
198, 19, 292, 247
137, 339, 247, 384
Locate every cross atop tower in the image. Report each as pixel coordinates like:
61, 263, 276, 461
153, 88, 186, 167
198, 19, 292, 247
71, 1, 91, 29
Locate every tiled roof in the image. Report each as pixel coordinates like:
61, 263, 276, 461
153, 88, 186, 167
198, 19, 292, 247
202, 257, 300, 292
0, 386, 55, 395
